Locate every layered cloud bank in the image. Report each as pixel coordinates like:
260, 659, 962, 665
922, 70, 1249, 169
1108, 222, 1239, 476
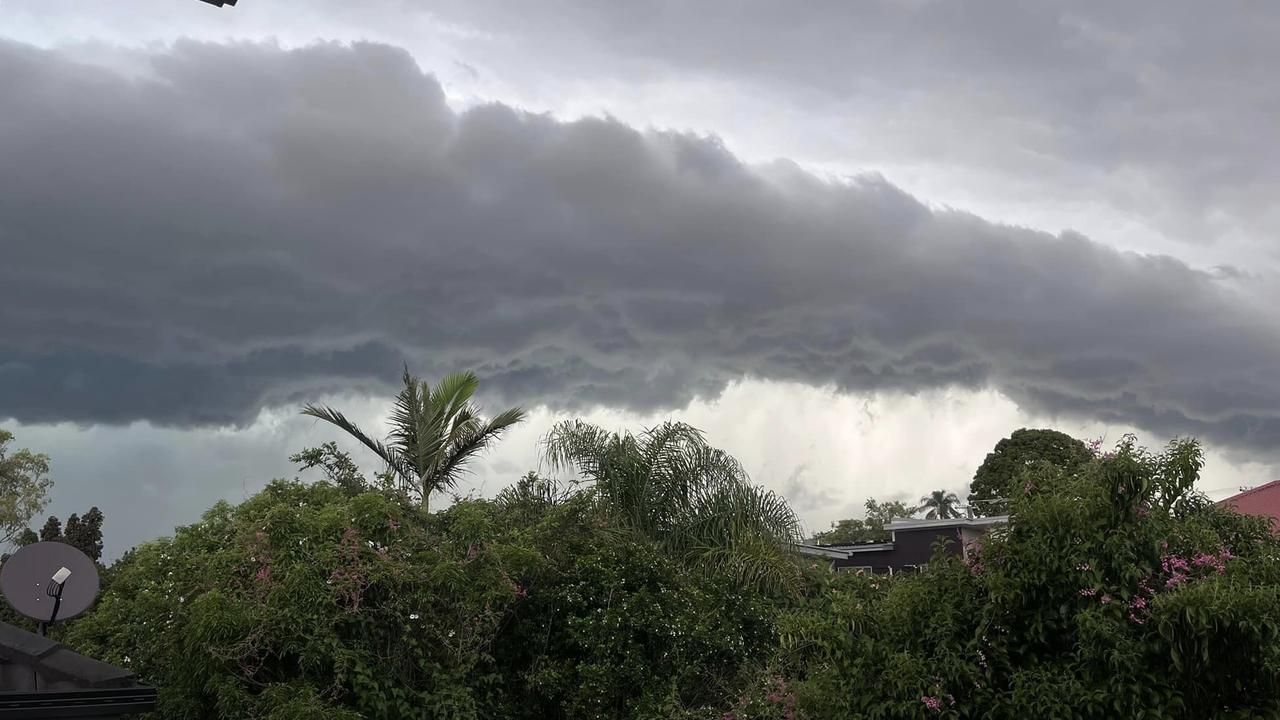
2, 40, 1278, 457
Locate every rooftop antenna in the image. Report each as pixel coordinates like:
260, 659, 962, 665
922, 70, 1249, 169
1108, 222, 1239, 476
1, 542, 100, 637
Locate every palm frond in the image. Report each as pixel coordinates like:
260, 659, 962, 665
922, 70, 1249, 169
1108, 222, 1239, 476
430, 408, 526, 495
543, 418, 802, 594
301, 404, 415, 488
430, 372, 480, 426
542, 420, 614, 476
302, 368, 525, 508
388, 370, 423, 470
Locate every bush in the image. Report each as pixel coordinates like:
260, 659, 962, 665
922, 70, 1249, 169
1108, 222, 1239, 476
66, 481, 524, 719
59, 434, 1280, 719
768, 436, 1280, 720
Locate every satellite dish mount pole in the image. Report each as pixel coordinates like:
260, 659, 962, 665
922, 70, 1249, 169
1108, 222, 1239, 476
38, 567, 71, 637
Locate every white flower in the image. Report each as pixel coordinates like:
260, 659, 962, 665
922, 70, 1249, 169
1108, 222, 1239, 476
409, 613, 419, 620
178, 596, 185, 604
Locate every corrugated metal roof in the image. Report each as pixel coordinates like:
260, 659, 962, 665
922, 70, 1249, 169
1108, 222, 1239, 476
1217, 480, 1280, 529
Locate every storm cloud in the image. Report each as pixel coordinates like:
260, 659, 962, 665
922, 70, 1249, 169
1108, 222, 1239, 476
414, 0, 1280, 253
2, 40, 1279, 457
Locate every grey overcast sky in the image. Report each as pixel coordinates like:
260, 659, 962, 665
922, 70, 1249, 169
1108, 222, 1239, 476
3, 1, 1279, 558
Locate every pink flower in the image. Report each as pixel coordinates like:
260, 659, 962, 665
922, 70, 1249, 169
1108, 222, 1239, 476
1100, 594, 1112, 604
921, 696, 942, 710
1079, 588, 1096, 597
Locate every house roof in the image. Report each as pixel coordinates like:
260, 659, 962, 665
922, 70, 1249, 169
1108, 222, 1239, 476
1217, 480, 1280, 526
795, 516, 1011, 561
793, 544, 859, 560
886, 515, 1009, 532
0, 621, 156, 718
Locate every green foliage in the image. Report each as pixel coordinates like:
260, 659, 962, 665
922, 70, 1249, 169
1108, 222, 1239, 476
775, 435, 1280, 719
302, 368, 525, 510
493, 471, 574, 526
812, 498, 915, 544
289, 443, 378, 498
496, 519, 778, 719
969, 428, 1092, 516
52, 430, 1280, 719
28, 506, 106, 560
64, 470, 785, 720
66, 481, 527, 719
64, 507, 106, 560
0, 428, 53, 546
918, 490, 961, 520
39, 514, 62, 541
542, 419, 803, 593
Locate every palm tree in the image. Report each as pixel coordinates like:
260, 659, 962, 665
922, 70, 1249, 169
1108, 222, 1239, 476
918, 489, 961, 520
302, 368, 525, 510
542, 419, 802, 592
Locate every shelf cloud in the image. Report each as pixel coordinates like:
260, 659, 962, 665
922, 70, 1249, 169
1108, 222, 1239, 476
2, 39, 1278, 458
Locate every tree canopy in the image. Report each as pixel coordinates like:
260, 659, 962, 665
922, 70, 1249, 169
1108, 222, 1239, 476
30, 506, 106, 561
302, 368, 525, 510
0, 428, 52, 547
969, 427, 1093, 515
771, 435, 1280, 719
65, 441, 791, 719
812, 498, 915, 544
11, 411, 1277, 719
542, 419, 803, 593
918, 489, 961, 519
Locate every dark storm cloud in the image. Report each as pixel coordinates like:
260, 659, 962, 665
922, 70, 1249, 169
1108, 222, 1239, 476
2, 40, 1279, 456
418, 0, 1280, 249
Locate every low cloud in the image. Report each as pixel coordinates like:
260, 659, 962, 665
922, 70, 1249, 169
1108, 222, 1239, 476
2, 39, 1279, 460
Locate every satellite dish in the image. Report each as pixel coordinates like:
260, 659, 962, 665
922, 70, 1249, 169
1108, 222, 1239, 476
1, 542, 100, 632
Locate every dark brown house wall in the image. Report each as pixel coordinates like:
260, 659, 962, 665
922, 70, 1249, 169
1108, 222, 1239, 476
831, 528, 962, 574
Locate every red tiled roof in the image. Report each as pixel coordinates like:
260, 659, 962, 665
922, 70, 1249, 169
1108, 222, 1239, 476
1217, 479, 1280, 529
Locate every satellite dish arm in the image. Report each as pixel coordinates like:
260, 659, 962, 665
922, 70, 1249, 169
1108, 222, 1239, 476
38, 568, 70, 636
